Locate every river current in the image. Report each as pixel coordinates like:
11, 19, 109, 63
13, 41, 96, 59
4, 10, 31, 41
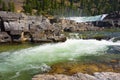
0, 39, 120, 80
0, 14, 120, 80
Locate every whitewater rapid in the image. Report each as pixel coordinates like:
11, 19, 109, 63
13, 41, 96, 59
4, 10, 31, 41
65, 14, 108, 22
0, 39, 120, 73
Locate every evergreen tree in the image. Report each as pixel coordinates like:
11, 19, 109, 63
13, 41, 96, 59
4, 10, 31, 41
23, 0, 120, 16
0, 0, 2, 10
36, 0, 42, 15
23, 4, 32, 14
8, 1, 15, 12
70, 0, 73, 9
0, 0, 2, 5
2, 1, 8, 11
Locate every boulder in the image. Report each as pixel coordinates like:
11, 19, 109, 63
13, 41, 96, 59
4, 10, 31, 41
0, 32, 11, 43
0, 11, 67, 43
32, 72, 120, 80
93, 11, 120, 27
0, 11, 26, 21
94, 72, 120, 80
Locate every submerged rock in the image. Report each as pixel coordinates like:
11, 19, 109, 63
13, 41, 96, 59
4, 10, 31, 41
32, 72, 120, 80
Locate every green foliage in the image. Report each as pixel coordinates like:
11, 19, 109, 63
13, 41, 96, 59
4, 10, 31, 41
0, 0, 2, 4
79, 0, 120, 15
0, 0, 15, 12
23, 0, 120, 16
8, 1, 15, 12
23, 3, 32, 14
70, 0, 74, 8
2, 1, 8, 11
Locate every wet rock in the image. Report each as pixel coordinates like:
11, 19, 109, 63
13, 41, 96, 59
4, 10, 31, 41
110, 36, 120, 42
93, 11, 120, 28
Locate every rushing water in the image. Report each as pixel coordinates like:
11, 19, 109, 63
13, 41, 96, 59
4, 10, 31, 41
65, 14, 108, 22
0, 39, 120, 80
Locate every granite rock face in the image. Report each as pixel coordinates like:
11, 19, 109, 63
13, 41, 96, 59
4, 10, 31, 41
0, 32, 11, 43
93, 11, 120, 28
94, 72, 120, 80
32, 72, 120, 80
52, 19, 103, 32
0, 11, 119, 43
0, 11, 66, 43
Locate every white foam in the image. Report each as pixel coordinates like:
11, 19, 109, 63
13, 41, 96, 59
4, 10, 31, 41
65, 14, 108, 22
0, 39, 120, 72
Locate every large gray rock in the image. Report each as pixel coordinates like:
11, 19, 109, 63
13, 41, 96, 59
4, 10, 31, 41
93, 11, 120, 27
32, 72, 120, 80
94, 72, 120, 80
72, 73, 97, 80
58, 19, 102, 32
0, 11, 66, 43
0, 11, 26, 21
0, 11, 52, 32
0, 32, 11, 43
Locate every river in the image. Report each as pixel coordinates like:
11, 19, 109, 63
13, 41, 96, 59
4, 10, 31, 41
1, 15, 120, 79
0, 31, 120, 80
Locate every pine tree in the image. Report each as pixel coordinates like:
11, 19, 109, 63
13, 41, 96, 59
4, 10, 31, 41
8, 1, 15, 12
0, 0, 2, 4
70, 0, 73, 9
23, 4, 32, 14
36, 0, 41, 15
2, 1, 8, 11
0, 0, 2, 10
23, 0, 120, 16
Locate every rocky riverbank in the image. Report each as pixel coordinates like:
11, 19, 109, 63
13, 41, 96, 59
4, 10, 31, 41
0, 11, 119, 43
32, 55, 120, 80
0, 11, 66, 43
32, 72, 120, 80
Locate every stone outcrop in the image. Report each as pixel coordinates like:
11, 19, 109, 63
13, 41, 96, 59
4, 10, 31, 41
50, 11, 120, 32
0, 11, 66, 43
93, 11, 120, 28
50, 18, 103, 32
0, 32, 11, 43
0, 11, 119, 43
32, 72, 120, 80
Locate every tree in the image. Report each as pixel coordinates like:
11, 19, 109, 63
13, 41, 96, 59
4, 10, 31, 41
23, 3, 32, 14
69, 0, 73, 9
23, 0, 120, 16
8, 1, 15, 12
0, 0, 2, 4
2, 1, 8, 11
